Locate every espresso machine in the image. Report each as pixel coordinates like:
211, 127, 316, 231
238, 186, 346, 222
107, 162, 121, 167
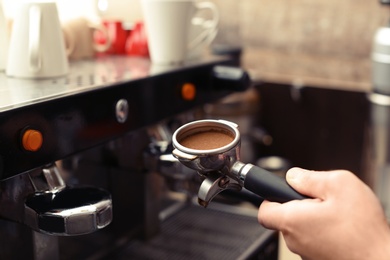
0, 55, 278, 259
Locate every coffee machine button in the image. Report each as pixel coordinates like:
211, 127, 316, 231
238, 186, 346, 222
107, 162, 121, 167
22, 129, 43, 152
181, 83, 196, 101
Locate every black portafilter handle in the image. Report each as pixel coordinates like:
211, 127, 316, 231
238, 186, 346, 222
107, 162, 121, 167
243, 164, 310, 203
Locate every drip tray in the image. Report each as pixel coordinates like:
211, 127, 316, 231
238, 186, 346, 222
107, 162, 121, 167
116, 203, 277, 260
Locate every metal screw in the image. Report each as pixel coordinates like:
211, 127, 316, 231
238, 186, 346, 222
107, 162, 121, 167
218, 176, 230, 188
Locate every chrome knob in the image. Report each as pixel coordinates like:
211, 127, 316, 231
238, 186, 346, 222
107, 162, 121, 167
115, 98, 129, 123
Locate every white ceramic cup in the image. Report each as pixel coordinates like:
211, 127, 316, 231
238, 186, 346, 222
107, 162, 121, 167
141, 0, 219, 65
62, 17, 111, 60
6, 1, 69, 79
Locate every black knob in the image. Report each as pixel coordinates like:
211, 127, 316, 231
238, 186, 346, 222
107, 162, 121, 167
211, 65, 251, 92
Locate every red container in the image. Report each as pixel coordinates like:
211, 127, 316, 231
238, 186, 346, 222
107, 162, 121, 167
126, 21, 149, 57
95, 19, 129, 55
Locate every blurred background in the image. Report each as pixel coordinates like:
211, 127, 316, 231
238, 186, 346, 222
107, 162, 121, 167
1, 1, 389, 259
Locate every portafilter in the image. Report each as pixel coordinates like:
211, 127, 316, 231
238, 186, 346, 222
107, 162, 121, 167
172, 119, 308, 207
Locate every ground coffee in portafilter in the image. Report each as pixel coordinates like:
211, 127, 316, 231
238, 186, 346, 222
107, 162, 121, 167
179, 129, 234, 150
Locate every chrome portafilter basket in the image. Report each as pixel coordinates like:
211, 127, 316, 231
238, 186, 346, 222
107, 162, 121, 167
172, 119, 307, 207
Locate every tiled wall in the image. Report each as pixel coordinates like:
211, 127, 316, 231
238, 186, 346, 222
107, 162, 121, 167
212, 0, 390, 90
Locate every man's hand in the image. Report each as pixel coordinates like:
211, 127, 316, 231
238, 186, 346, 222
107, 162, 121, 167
258, 168, 390, 260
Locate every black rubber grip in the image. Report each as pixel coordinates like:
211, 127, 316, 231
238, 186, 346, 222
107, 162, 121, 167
244, 165, 309, 203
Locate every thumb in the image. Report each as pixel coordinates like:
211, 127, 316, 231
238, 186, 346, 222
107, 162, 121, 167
286, 167, 326, 199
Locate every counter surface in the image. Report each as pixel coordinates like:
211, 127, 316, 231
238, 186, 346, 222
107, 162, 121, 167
0, 56, 228, 112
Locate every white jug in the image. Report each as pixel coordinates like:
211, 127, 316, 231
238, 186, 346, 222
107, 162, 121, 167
6, 1, 69, 79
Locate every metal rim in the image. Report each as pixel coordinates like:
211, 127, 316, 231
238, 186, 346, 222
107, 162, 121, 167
172, 119, 240, 155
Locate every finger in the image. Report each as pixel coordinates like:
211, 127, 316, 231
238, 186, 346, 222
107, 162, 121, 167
285, 167, 329, 199
258, 200, 285, 230
259, 198, 322, 231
